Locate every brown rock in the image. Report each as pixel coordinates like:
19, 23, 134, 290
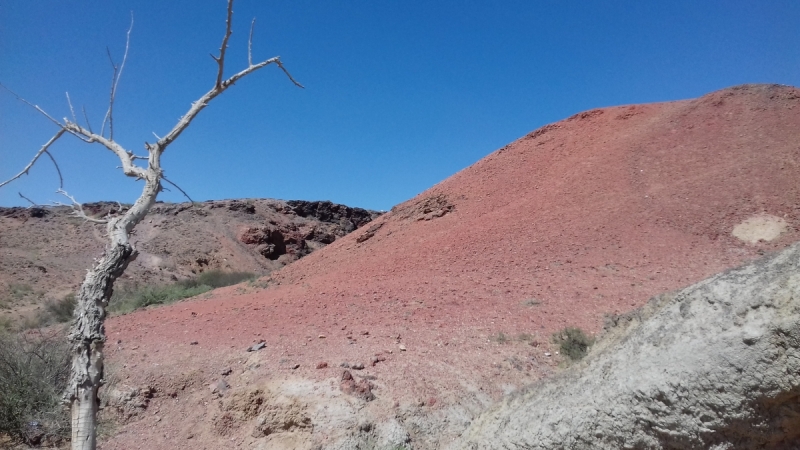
340, 370, 375, 402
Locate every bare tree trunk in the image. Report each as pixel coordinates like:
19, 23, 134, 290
2, 4, 302, 448
66, 176, 159, 450
68, 243, 132, 449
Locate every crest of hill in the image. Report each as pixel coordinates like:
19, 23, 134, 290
266, 83, 800, 333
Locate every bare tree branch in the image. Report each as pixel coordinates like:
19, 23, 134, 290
100, 48, 116, 138
248, 18, 255, 67
82, 106, 94, 134
0, 129, 67, 189
1, 86, 147, 184
0, 83, 98, 145
0, 83, 64, 128
66, 92, 77, 123
2, 3, 304, 447
157, 56, 302, 150
161, 175, 194, 203
55, 189, 108, 224
18, 192, 36, 206
43, 149, 64, 189
1, 1, 301, 211
275, 59, 305, 89
212, 0, 235, 89
128, 150, 148, 161
61, 121, 148, 179
102, 12, 133, 140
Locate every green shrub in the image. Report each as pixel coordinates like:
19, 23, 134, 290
31, 294, 78, 328
109, 270, 256, 314
553, 327, 594, 361
0, 317, 13, 333
44, 294, 76, 324
0, 330, 70, 446
521, 298, 541, 307
9, 284, 33, 300
110, 283, 212, 314
183, 270, 255, 289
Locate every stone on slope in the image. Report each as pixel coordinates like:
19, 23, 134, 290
455, 242, 800, 449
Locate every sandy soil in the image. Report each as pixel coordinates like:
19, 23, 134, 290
95, 84, 800, 449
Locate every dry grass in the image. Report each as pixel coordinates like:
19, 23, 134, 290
0, 329, 70, 446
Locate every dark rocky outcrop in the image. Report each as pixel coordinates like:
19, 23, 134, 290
286, 200, 380, 233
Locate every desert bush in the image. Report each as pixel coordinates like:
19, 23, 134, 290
0, 317, 13, 333
552, 327, 594, 361
490, 332, 510, 344
9, 284, 33, 300
0, 330, 70, 446
109, 283, 211, 314
521, 298, 541, 307
109, 270, 256, 314
184, 270, 255, 289
44, 294, 76, 324
28, 294, 78, 329
517, 333, 534, 342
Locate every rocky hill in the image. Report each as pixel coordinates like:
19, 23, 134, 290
0, 199, 380, 321
456, 240, 800, 449
7, 84, 800, 449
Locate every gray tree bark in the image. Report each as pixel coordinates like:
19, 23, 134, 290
66, 175, 159, 449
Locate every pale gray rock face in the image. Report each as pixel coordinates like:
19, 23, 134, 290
455, 243, 800, 449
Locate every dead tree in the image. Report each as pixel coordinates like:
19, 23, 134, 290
0, 2, 302, 449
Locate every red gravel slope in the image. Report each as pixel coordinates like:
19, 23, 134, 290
101, 84, 800, 449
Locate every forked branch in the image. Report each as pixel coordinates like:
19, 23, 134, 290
2, 0, 301, 210
211, 0, 235, 89
60, 121, 148, 179
54, 189, 108, 224
248, 19, 255, 66
157, 0, 303, 150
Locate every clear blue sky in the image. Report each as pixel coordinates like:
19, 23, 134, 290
2, 1, 799, 211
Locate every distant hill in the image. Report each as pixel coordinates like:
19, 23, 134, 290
0, 199, 380, 320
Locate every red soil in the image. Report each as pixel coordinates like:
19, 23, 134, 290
101, 84, 800, 448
